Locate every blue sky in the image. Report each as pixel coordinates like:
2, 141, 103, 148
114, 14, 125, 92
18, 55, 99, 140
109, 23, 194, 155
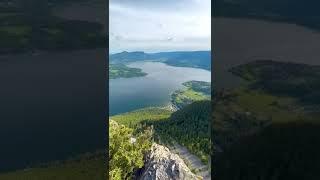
109, 0, 211, 53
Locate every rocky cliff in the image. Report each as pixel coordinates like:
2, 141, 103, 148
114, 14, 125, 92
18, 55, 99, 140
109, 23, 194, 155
138, 143, 201, 180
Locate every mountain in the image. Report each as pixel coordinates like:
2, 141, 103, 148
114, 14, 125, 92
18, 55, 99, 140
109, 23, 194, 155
109, 51, 153, 63
112, 108, 208, 180
109, 51, 211, 70
111, 100, 211, 178
154, 51, 211, 70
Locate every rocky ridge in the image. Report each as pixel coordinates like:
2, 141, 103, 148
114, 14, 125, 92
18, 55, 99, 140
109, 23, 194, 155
138, 143, 201, 180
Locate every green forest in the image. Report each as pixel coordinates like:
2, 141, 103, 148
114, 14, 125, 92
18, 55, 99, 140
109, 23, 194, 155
109, 64, 147, 79
148, 101, 212, 164
111, 100, 211, 165
109, 120, 152, 179
0, 0, 105, 54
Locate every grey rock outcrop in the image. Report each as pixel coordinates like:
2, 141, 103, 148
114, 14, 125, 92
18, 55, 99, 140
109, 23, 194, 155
138, 143, 201, 180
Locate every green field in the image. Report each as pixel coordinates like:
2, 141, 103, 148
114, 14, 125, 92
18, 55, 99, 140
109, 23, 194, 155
0, 153, 105, 180
171, 81, 211, 109
111, 107, 172, 127
109, 63, 147, 79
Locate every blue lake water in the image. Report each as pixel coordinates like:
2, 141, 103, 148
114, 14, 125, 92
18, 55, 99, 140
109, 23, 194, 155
109, 61, 211, 115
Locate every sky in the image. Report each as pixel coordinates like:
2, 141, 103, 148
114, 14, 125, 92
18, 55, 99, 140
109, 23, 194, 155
109, 0, 211, 53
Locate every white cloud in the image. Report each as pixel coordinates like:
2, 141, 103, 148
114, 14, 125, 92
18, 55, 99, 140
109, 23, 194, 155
109, 0, 211, 53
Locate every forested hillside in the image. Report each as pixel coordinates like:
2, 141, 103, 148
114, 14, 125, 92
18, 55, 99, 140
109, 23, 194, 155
214, 60, 320, 179
149, 101, 212, 164
111, 100, 211, 165
109, 51, 211, 70
215, 121, 320, 179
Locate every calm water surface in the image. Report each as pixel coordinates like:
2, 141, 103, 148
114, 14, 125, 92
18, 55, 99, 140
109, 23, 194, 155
0, 49, 106, 172
109, 62, 211, 115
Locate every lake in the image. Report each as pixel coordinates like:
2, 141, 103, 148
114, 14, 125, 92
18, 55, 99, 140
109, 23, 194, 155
0, 49, 106, 172
213, 18, 320, 90
109, 62, 211, 115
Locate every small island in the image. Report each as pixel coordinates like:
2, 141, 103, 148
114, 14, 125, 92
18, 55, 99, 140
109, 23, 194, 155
109, 63, 147, 79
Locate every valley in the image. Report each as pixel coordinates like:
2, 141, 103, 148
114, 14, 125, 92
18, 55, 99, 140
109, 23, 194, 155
108, 52, 212, 179
0, 47, 212, 179
110, 100, 211, 179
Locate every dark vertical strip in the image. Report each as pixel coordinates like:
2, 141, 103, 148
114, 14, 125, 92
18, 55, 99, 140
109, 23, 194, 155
106, 0, 110, 178
211, 0, 215, 178
0, 1, 108, 178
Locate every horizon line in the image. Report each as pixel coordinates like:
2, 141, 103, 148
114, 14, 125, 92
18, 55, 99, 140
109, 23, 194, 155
109, 50, 211, 55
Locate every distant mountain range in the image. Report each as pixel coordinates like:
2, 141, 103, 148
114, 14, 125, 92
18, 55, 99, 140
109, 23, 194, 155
214, 0, 320, 31
109, 51, 212, 70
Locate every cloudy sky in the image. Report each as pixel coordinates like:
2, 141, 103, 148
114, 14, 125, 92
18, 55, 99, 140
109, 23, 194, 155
109, 0, 211, 53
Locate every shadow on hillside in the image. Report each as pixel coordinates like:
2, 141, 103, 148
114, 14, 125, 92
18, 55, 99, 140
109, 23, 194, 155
214, 121, 320, 180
